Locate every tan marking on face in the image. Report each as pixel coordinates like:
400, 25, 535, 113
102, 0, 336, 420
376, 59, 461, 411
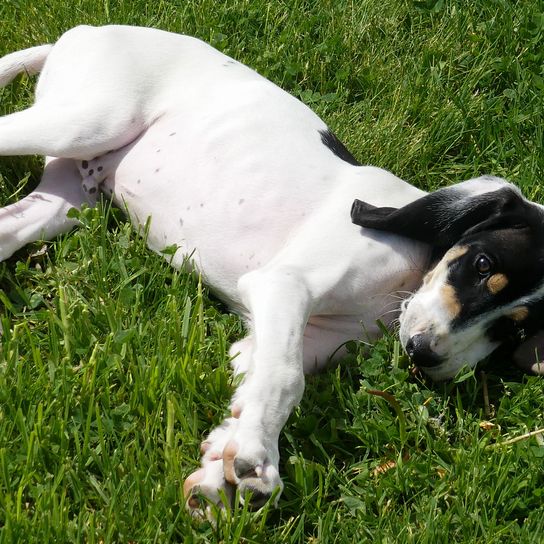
508, 306, 529, 322
444, 245, 469, 263
424, 245, 469, 286
441, 284, 461, 318
487, 273, 508, 294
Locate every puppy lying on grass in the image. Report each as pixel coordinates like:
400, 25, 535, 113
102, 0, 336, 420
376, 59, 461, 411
0, 25, 542, 515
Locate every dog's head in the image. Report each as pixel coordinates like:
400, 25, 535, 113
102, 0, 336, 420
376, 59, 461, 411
352, 176, 544, 380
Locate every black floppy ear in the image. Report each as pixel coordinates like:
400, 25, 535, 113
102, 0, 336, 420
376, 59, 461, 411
351, 185, 527, 248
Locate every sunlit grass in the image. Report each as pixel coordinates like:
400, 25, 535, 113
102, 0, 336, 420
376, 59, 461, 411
0, 1, 543, 542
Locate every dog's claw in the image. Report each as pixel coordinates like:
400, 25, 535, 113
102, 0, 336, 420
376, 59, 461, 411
186, 489, 203, 511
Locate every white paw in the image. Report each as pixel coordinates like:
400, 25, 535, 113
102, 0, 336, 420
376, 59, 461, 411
224, 438, 283, 509
183, 417, 282, 516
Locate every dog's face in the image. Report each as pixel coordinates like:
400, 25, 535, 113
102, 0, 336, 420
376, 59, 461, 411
352, 176, 544, 380
399, 228, 544, 380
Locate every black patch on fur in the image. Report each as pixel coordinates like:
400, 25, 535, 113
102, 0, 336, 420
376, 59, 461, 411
319, 129, 360, 166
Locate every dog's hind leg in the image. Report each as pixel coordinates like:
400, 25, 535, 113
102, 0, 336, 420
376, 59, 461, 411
0, 28, 150, 159
0, 157, 95, 261
0, 102, 146, 160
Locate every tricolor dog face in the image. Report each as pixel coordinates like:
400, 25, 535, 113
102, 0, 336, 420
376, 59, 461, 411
352, 176, 544, 380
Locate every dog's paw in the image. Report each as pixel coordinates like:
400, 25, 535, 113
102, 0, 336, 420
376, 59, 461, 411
183, 419, 282, 517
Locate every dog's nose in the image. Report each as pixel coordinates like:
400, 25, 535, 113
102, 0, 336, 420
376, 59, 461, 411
405, 334, 443, 368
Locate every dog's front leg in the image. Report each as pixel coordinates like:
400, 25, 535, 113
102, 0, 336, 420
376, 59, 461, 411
0, 157, 95, 261
227, 268, 309, 500
184, 266, 309, 515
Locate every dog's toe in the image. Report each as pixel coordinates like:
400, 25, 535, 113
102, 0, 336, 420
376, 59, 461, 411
183, 460, 234, 518
185, 485, 207, 517
184, 482, 234, 519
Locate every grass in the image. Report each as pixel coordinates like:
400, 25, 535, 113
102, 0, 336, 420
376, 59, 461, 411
0, 0, 544, 542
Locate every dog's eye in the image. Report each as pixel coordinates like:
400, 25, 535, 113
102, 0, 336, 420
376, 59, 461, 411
475, 255, 492, 276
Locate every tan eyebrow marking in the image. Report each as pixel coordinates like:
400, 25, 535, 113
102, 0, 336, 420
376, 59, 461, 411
487, 273, 509, 294
508, 306, 529, 322
424, 245, 469, 285
441, 284, 461, 318
445, 245, 469, 263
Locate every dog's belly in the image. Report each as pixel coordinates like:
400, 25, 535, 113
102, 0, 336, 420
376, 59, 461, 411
105, 107, 336, 304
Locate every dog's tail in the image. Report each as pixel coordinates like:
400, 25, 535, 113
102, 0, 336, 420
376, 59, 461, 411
0, 44, 52, 87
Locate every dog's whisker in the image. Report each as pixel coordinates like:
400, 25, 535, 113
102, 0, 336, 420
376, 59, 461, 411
379, 308, 402, 317
379, 300, 403, 312
392, 290, 415, 297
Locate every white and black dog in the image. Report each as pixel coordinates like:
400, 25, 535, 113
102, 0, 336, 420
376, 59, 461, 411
0, 25, 543, 516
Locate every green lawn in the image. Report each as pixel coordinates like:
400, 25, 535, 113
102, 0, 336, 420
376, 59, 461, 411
0, 1, 544, 542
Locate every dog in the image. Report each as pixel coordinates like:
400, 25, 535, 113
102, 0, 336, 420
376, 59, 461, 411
0, 25, 543, 517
